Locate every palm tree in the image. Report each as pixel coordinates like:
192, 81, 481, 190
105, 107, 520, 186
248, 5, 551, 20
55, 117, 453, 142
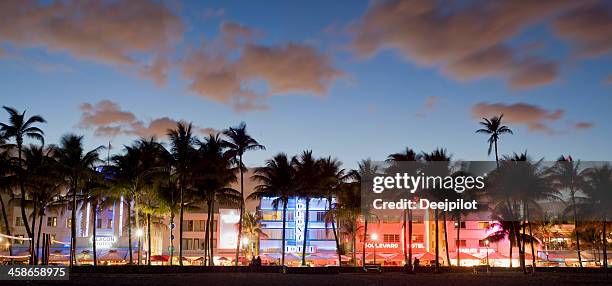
224, 122, 265, 266
581, 164, 612, 272
476, 114, 513, 166
81, 176, 111, 266
0, 133, 15, 257
422, 148, 451, 269
1, 106, 46, 263
386, 148, 420, 269
294, 150, 324, 265
193, 134, 240, 265
242, 212, 267, 259
333, 180, 361, 266
319, 157, 345, 266
53, 134, 102, 267
167, 122, 197, 266
248, 153, 297, 266
348, 159, 380, 266
549, 156, 587, 267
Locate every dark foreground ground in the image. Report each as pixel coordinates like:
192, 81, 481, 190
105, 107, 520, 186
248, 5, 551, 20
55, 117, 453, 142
5, 272, 611, 286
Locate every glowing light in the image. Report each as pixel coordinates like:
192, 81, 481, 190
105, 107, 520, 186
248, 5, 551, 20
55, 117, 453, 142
370, 233, 378, 241
136, 229, 144, 237
241, 237, 249, 246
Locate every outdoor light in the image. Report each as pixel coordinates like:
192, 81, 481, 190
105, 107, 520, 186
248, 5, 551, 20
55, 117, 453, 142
241, 237, 249, 246
136, 229, 144, 237
371, 233, 378, 241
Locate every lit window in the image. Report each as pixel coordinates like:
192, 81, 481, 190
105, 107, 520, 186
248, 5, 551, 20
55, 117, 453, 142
47, 217, 57, 227
15, 217, 24, 227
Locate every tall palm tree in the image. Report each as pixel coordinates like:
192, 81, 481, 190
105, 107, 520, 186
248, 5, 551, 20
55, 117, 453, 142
1, 106, 45, 263
0, 133, 15, 257
294, 150, 325, 265
422, 148, 451, 269
193, 134, 240, 265
333, 181, 361, 266
53, 134, 102, 267
476, 114, 513, 166
248, 153, 296, 267
386, 148, 420, 269
348, 159, 380, 266
581, 164, 612, 272
319, 157, 345, 266
549, 156, 587, 267
167, 123, 196, 266
224, 122, 265, 266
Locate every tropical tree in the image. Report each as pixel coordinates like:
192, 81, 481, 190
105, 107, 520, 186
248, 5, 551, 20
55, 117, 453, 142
421, 148, 452, 269
167, 123, 197, 265
0, 133, 15, 256
248, 153, 296, 266
386, 148, 421, 269
1, 106, 46, 263
348, 159, 380, 266
224, 122, 265, 266
193, 134, 240, 265
549, 156, 587, 267
294, 150, 325, 265
581, 164, 612, 271
53, 134, 102, 266
242, 212, 267, 259
476, 114, 513, 166
319, 157, 345, 266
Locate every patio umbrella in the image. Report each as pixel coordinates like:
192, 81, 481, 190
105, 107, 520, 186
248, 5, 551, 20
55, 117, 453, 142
99, 250, 125, 262
151, 255, 169, 262
416, 252, 443, 261
218, 256, 229, 262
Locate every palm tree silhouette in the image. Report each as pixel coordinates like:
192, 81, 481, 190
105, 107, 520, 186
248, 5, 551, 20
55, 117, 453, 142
0, 133, 15, 257
167, 122, 197, 266
348, 159, 380, 266
242, 212, 268, 259
476, 114, 513, 167
53, 134, 102, 266
319, 156, 345, 266
294, 150, 324, 265
248, 153, 296, 267
581, 164, 612, 272
1, 106, 45, 263
224, 122, 265, 266
386, 147, 421, 270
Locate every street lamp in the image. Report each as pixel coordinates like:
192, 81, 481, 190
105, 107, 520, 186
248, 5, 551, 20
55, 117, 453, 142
371, 233, 379, 264
136, 229, 143, 265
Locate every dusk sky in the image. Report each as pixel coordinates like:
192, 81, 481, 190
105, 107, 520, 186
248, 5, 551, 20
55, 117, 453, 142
1, 0, 611, 169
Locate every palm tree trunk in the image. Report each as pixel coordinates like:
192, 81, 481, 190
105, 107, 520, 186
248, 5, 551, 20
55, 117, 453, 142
403, 209, 408, 265
127, 198, 133, 264
301, 198, 310, 266
443, 212, 450, 266
0, 195, 12, 256
352, 224, 356, 266
209, 200, 215, 266
456, 215, 461, 267
17, 145, 34, 264
235, 155, 245, 266
527, 207, 535, 271
179, 183, 184, 266
328, 199, 341, 266
70, 179, 78, 267
281, 201, 287, 266
494, 139, 499, 167
603, 218, 608, 276
169, 211, 174, 266
435, 210, 439, 269
93, 202, 97, 266
31, 199, 37, 264
362, 216, 368, 266
572, 194, 583, 267
408, 209, 413, 270
509, 234, 513, 268
147, 213, 151, 265
204, 201, 211, 265
36, 210, 43, 264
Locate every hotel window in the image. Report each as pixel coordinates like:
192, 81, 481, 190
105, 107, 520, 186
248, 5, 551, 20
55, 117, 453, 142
182, 238, 193, 250
456, 240, 467, 247
383, 234, 400, 243
454, 222, 466, 229
66, 219, 72, 228
15, 217, 24, 227
412, 214, 424, 223
47, 217, 57, 227
97, 218, 103, 229
107, 219, 113, 229
262, 211, 282, 221
412, 234, 424, 243
313, 211, 326, 222
477, 222, 490, 229
194, 220, 205, 232
479, 239, 490, 247
383, 215, 401, 224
